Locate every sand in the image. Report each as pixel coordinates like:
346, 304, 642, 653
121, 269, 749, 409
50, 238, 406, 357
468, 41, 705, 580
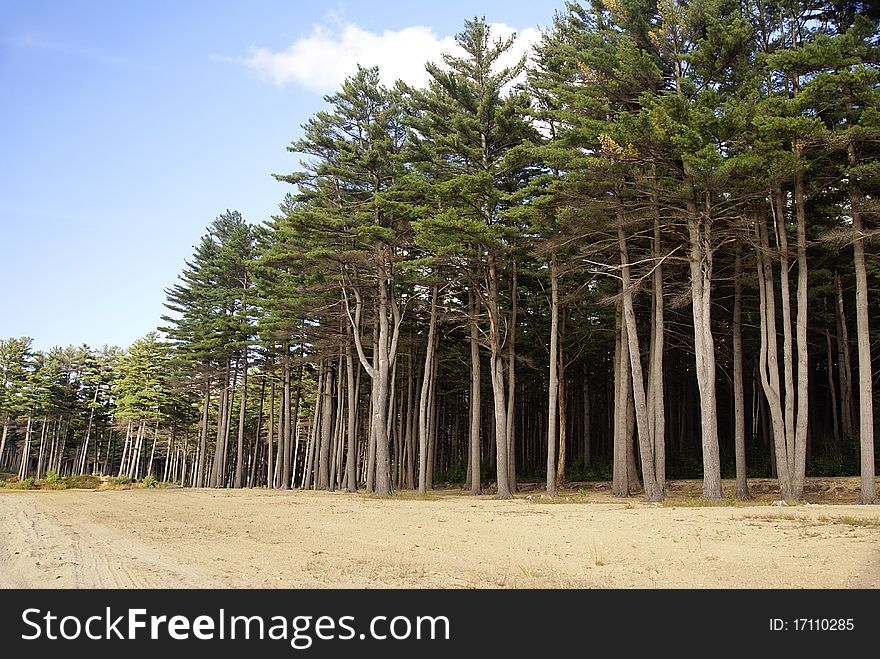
1, 478, 878, 589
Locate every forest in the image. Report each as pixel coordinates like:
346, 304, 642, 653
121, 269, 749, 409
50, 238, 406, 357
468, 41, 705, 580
1, 0, 879, 505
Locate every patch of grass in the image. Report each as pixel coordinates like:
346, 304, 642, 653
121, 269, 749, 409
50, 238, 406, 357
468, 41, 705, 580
5, 477, 36, 490
113, 476, 133, 486
662, 495, 742, 508
820, 515, 880, 528
747, 513, 880, 528
65, 474, 101, 489
527, 494, 580, 504
744, 512, 803, 523
839, 516, 880, 528
362, 490, 440, 501
592, 539, 606, 567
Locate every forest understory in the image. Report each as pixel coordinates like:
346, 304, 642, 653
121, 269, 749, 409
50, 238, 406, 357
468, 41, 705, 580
1, 476, 877, 589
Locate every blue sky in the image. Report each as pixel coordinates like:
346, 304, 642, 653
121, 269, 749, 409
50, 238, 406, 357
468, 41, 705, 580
0, 1, 561, 351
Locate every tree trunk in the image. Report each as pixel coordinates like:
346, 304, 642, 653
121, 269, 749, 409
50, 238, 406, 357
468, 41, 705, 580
317, 360, 334, 490
686, 189, 722, 498
825, 329, 840, 444
36, 417, 47, 480
468, 288, 482, 495
755, 210, 795, 500
487, 253, 512, 499
18, 415, 32, 480
234, 351, 248, 488
196, 380, 210, 487
835, 273, 854, 438
793, 164, 810, 499
582, 374, 591, 468
147, 420, 159, 478
79, 387, 99, 475
344, 334, 359, 492
507, 262, 518, 492
267, 376, 275, 488
546, 253, 559, 497
848, 141, 877, 504
0, 415, 9, 471
556, 346, 567, 486
733, 238, 751, 499
773, 185, 796, 486
418, 284, 439, 495
612, 303, 630, 497
331, 351, 346, 491
281, 346, 292, 489
648, 188, 666, 494
618, 221, 663, 501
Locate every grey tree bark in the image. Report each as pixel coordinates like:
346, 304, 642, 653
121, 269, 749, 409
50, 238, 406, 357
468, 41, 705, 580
468, 288, 482, 495
618, 221, 663, 502
733, 238, 751, 499
546, 253, 560, 497
234, 352, 248, 488
848, 141, 877, 504
418, 284, 439, 495
685, 189, 722, 498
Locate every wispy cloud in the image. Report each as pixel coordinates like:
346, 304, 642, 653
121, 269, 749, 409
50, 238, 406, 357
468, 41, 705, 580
236, 21, 542, 93
1, 33, 144, 70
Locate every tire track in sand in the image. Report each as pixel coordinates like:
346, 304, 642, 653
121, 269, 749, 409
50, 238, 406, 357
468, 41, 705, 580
0, 493, 216, 588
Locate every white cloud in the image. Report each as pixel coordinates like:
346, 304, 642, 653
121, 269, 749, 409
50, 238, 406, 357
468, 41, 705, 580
240, 21, 542, 93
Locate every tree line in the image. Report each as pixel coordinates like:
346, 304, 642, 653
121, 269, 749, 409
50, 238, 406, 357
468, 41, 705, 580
2, 1, 879, 503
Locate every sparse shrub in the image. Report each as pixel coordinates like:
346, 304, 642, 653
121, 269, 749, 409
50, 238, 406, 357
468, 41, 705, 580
113, 476, 133, 485
7, 477, 36, 490
140, 475, 157, 488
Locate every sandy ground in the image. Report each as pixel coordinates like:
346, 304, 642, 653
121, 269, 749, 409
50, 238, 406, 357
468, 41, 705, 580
1, 478, 879, 589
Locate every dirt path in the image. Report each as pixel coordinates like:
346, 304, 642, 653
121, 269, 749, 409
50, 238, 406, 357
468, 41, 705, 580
1, 486, 878, 588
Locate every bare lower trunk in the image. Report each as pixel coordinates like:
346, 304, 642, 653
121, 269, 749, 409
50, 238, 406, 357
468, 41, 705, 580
506, 263, 518, 492
487, 254, 511, 499
612, 304, 630, 497
344, 336, 359, 492
556, 347, 567, 486
733, 239, 751, 499
756, 210, 795, 500
546, 253, 559, 497
468, 288, 482, 495
773, 185, 796, 484
267, 376, 275, 488
147, 420, 159, 478
317, 360, 334, 490
0, 416, 8, 470
18, 415, 33, 480
234, 352, 248, 488
417, 284, 439, 495
79, 387, 99, 475
330, 351, 345, 491
281, 347, 292, 489
196, 380, 210, 487
648, 193, 666, 494
849, 142, 877, 504
582, 374, 591, 467
825, 330, 840, 444
686, 191, 722, 498
793, 166, 809, 499
618, 222, 663, 502
835, 273, 854, 438
347, 255, 400, 496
